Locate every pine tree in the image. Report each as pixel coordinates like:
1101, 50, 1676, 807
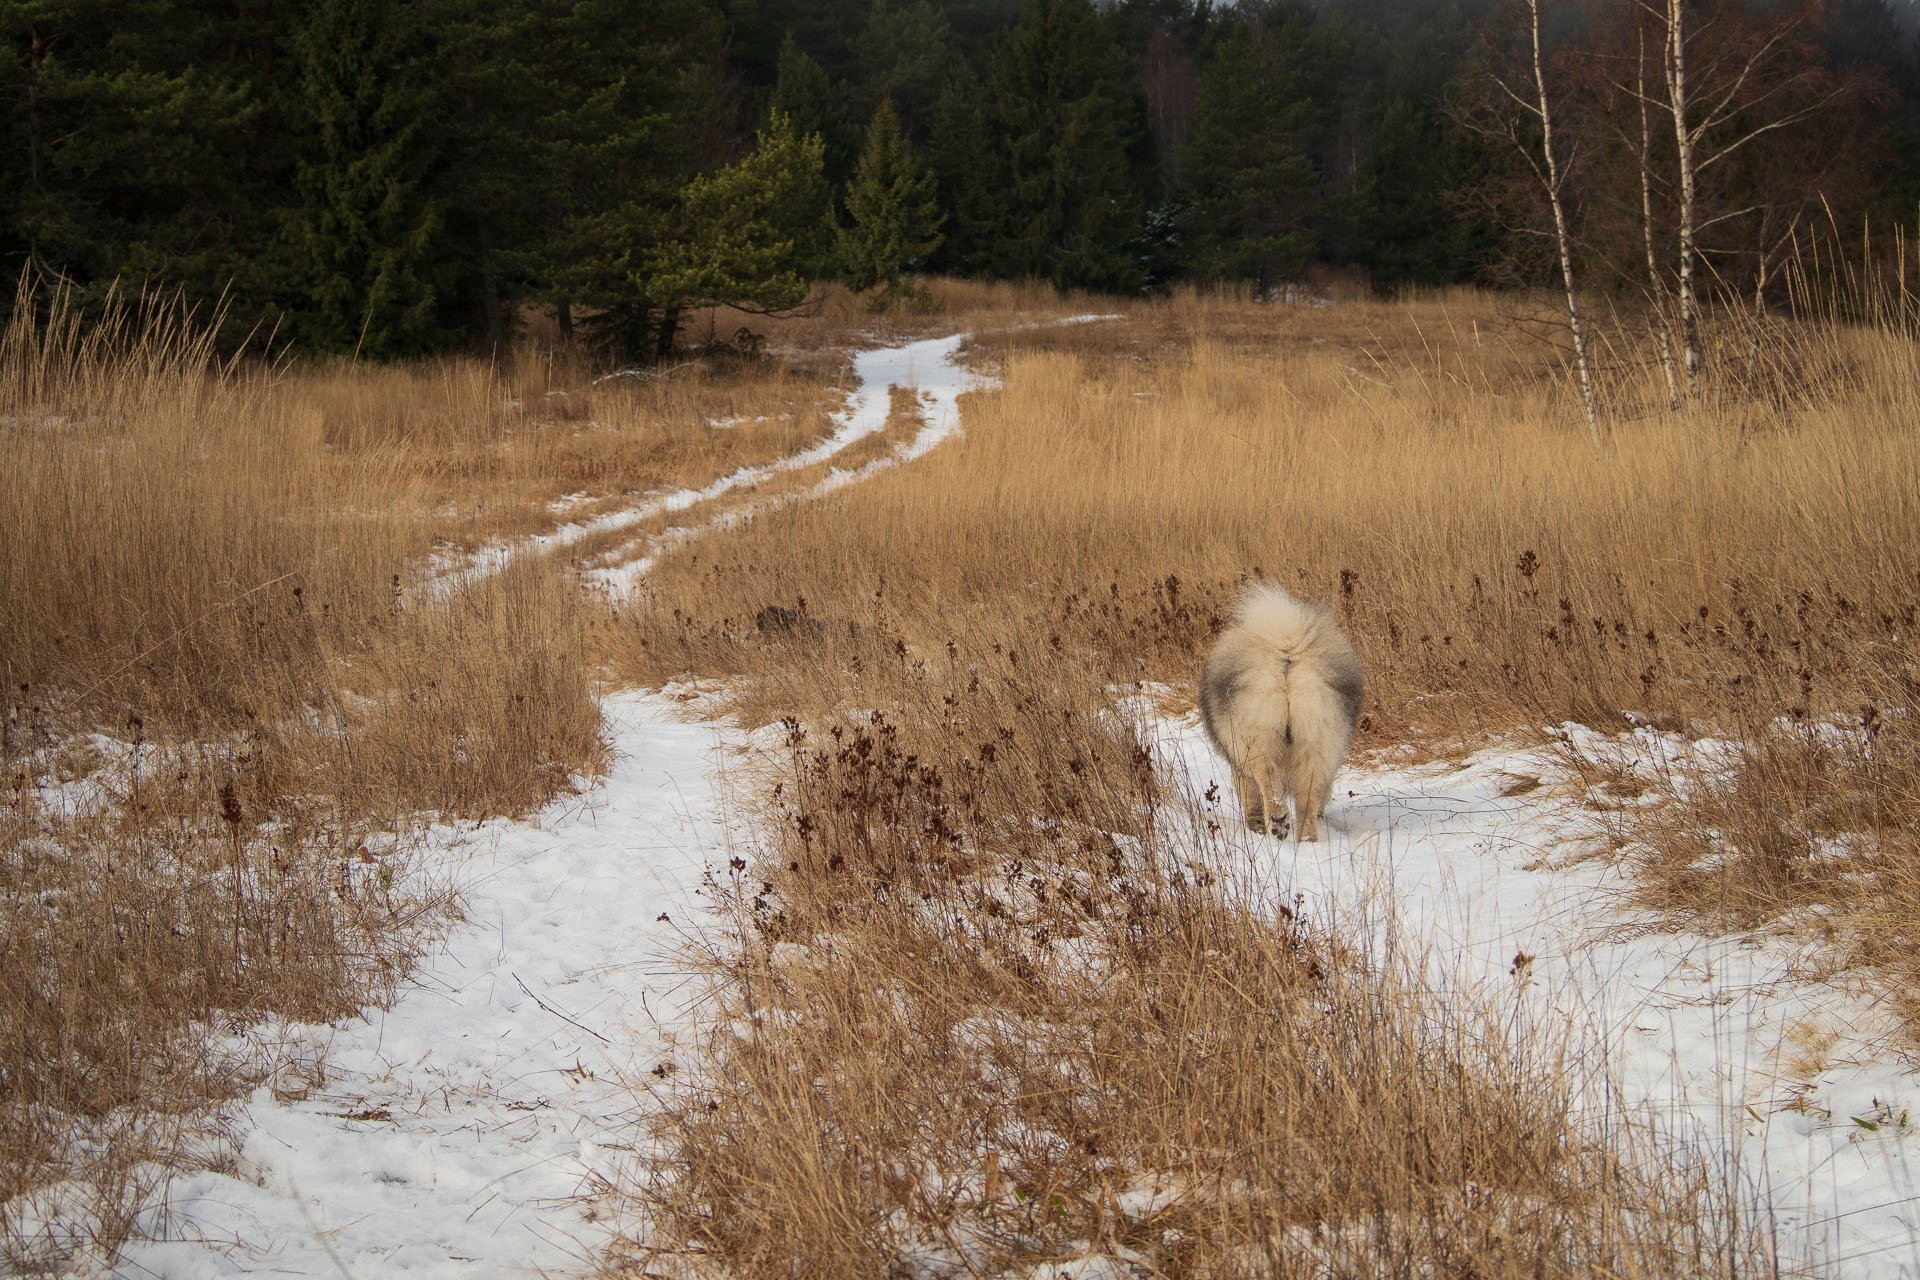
852, 0, 957, 133
281, 0, 443, 356
837, 98, 945, 306
538, 0, 725, 353
642, 112, 828, 354
432, 0, 547, 347
924, 61, 996, 273
976, 0, 1145, 291
1348, 96, 1481, 287
0, 1, 266, 325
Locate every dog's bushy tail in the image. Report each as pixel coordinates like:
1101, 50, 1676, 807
1231, 584, 1338, 659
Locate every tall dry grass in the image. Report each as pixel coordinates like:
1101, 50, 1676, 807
621, 288, 1917, 741
605, 285, 1910, 1275
277, 346, 849, 551
623, 630, 1777, 1279
0, 288, 616, 1268
681, 276, 1143, 359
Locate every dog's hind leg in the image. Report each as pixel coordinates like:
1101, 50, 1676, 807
1292, 758, 1333, 842
1238, 758, 1290, 839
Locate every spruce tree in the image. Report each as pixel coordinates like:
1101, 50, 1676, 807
1348, 96, 1480, 287
924, 61, 996, 274
538, 0, 724, 353
852, 0, 957, 133
432, 0, 546, 347
1179, 16, 1318, 289
837, 98, 945, 306
771, 34, 829, 123
976, 0, 1145, 291
282, 0, 443, 356
0, 0, 266, 326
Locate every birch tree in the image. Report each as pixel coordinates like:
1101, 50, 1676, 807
1643, 0, 1838, 395
1637, 15, 1683, 411
1485, 0, 1603, 446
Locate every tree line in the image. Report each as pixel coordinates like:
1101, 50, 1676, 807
3, 0, 1914, 359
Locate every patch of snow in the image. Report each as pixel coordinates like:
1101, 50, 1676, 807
111, 692, 751, 1278
1152, 711, 1920, 1278
584, 335, 992, 597
437, 332, 990, 594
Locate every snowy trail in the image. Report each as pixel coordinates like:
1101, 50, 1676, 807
1153, 713, 1920, 1278
112, 330, 999, 1278
444, 333, 986, 591
582, 332, 982, 596
117, 692, 750, 1278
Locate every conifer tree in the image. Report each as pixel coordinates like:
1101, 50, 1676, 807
852, 0, 956, 132
281, 0, 442, 356
924, 61, 996, 273
1179, 16, 1317, 289
642, 112, 828, 354
0, 0, 265, 317
433, 0, 546, 347
537, 0, 724, 352
770, 33, 839, 161
837, 98, 945, 306
976, 0, 1145, 291
1349, 96, 1482, 286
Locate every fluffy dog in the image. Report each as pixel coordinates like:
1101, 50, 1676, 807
1199, 584, 1364, 840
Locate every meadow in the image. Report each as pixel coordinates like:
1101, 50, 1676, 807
0, 285, 846, 1262
611, 282, 1919, 1277
4, 275, 1916, 1274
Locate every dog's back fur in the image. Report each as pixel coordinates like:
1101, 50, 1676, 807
1199, 584, 1364, 840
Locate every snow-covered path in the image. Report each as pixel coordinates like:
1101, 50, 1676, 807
448, 333, 986, 591
117, 692, 746, 1278
1155, 713, 1920, 1279
113, 331, 995, 1278
582, 332, 982, 596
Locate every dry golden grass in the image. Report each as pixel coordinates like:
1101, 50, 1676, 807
618, 287, 1917, 742
683, 276, 1136, 358
278, 347, 849, 551
1587, 657, 1920, 1031
0, 289, 640, 1266
10, 268, 1910, 1272
603, 284, 1915, 1275
620, 623, 1777, 1278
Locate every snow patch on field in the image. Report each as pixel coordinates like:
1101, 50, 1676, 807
1151, 710, 1920, 1279
584, 332, 989, 596
104, 698, 1920, 1277
111, 691, 753, 1278
438, 329, 1001, 593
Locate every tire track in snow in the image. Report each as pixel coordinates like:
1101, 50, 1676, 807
437, 331, 991, 593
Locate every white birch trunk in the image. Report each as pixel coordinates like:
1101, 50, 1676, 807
1665, 0, 1701, 390
1530, 0, 1603, 447
1638, 20, 1682, 412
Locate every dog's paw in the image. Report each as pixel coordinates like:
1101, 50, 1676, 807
1249, 811, 1291, 838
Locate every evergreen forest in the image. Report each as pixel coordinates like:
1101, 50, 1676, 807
4, 0, 1916, 358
